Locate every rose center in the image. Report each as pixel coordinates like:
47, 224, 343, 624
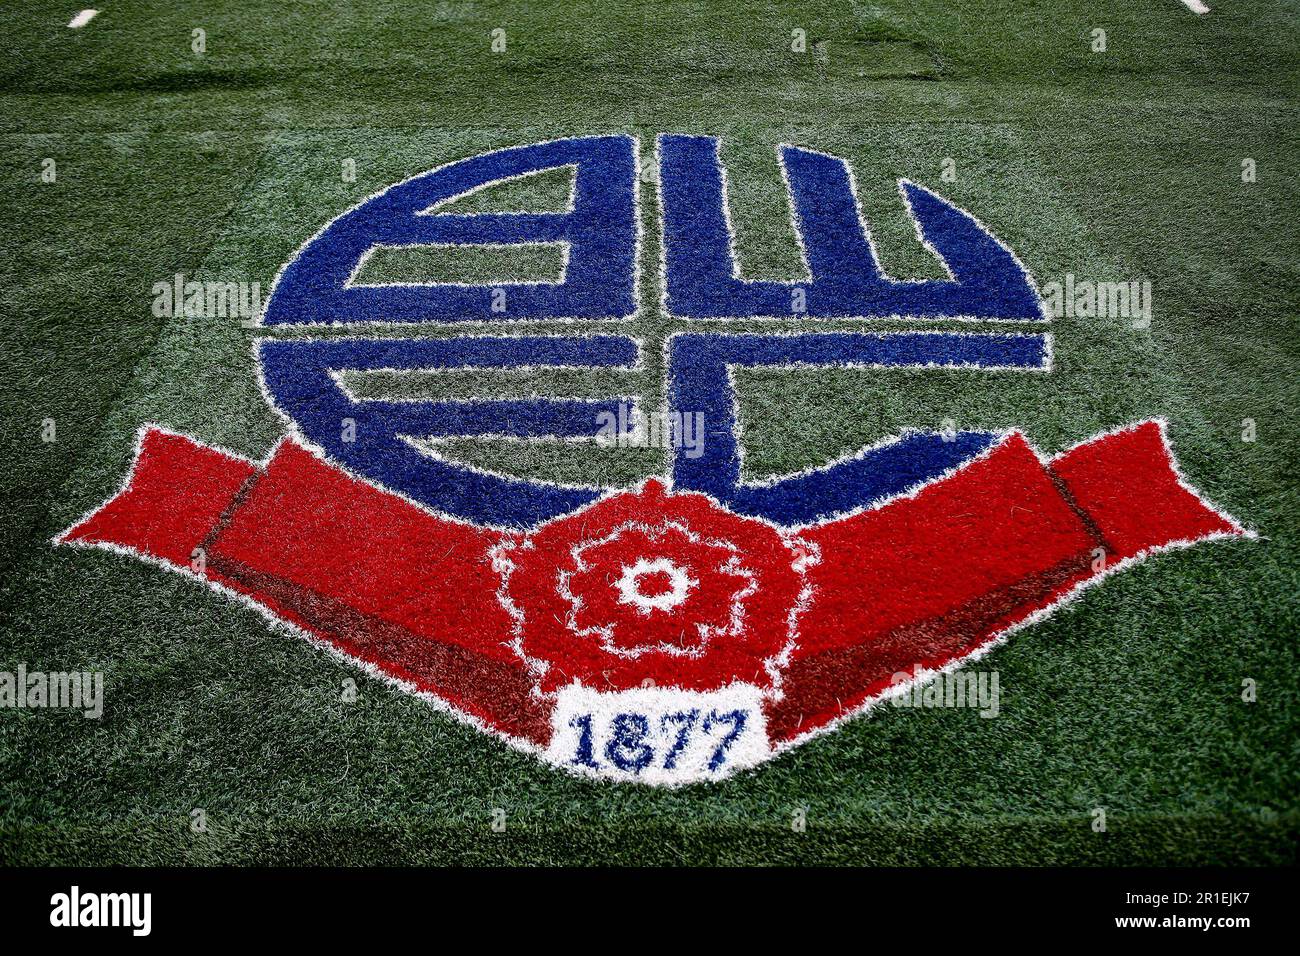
614, 557, 696, 613
635, 570, 675, 597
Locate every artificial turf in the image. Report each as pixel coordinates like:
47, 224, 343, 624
0, 0, 1297, 864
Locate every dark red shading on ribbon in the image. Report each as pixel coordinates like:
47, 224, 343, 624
59, 431, 550, 746
59, 421, 1243, 756
769, 422, 1241, 743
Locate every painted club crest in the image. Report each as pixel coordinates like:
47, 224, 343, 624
57, 135, 1248, 784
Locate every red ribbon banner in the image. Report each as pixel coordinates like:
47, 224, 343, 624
58, 421, 1244, 755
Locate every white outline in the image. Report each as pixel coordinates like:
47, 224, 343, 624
415, 162, 578, 217
399, 430, 641, 494
771, 418, 1253, 756
253, 332, 647, 530
51, 425, 550, 761
51, 127, 1256, 786
615, 557, 697, 613
658, 327, 1052, 524
329, 376, 641, 407
559, 521, 757, 659
324, 333, 646, 404
343, 240, 571, 290
487, 477, 816, 706
1049, 417, 1252, 540
258, 135, 642, 328
53, 419, 1253, 786
653, 133, 1051, 324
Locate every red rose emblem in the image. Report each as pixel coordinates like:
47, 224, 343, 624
496, 480, 812, 693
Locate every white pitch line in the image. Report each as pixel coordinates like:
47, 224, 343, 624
68, 9, 99, 28
1179, 0, 1210, 13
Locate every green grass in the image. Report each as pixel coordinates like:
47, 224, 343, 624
1, 0, 1297, 865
